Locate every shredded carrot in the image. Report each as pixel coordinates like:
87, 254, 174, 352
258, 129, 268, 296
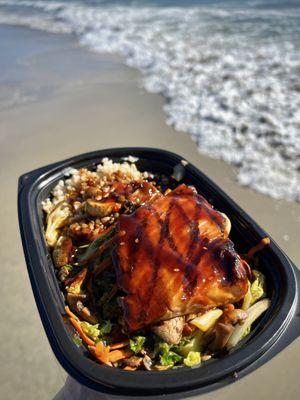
247, 237, 270, 259
69, 317, 95, 346
95, 341, 111, 365
109, 348, 134, 363
123, 365, 137, 371
65, 305, 79, 321
88, 345, 112, 366
88, 345, 96, 354
109, 340, 130, 350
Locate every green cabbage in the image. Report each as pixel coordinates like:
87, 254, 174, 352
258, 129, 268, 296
80, 320, 111, 341
99, 320, 112, 335
72, 333, 82, 347
183, 351, 201, 367
129, 336, 146, 354
80, 322, 100, 342
226, 299, 270, 349
156, 342, 182, 367
177, 331, 203, 357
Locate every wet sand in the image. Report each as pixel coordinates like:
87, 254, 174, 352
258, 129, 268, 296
0, 25, 299, 400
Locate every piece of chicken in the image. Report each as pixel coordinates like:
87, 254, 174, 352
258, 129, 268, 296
151, 316, 185, 345
84, 198, 121, 218
114, 184, 249, 331
127, 182, 161, 205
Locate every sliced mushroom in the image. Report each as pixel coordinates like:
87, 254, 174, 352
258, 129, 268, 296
67, 291, 87, 304
66, 268, 88, 294
85, 198, 121, 218
65, 268, 99, 324
67, 293, 99, 324
207, 322, 234, 351
152, 365, 170, 371
151, 316, 184, 345
76, 300, 99, 324
123, 356, 143, 368
57, 266, 71, 282
52, 236, 73, 268
142, 355, 153, 371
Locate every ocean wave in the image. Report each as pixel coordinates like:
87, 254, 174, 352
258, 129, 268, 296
0, 0, 299, 201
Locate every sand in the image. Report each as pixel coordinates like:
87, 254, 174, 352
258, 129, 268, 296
0, 25, 299, 400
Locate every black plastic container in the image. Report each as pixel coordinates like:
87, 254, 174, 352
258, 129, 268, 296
18, 148, 300, 399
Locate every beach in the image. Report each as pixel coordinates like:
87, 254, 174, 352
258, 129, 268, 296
1, 24, 300, 400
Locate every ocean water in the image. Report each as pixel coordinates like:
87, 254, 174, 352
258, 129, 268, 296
0, 0, 299, 202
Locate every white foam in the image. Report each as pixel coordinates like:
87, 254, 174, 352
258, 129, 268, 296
1, 0, 299, 201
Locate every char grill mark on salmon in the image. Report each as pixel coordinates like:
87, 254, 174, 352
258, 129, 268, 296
114, 184, 249, 331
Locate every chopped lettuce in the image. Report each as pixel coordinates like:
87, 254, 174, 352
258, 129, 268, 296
80, 320, 111, 341
250, 270, 266, 305
155, 341, 170, 355
99, 320, 112, 335
183, 351, 201, 367
157, 342, 183, 367
72, 333, 82, 347
81, 322, 100, 342
129, 336, 146, 354
160, 350, 182, 367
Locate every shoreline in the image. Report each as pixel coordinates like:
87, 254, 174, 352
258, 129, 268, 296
1, 23, 299, 264
1, 23, 300, 400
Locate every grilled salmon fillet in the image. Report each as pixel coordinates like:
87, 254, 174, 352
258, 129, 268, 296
114, 184, 249, 331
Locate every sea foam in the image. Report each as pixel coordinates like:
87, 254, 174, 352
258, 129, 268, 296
0, 0, 299, 201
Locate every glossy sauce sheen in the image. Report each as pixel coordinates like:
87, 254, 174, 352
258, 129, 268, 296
114, 184, 249, 331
